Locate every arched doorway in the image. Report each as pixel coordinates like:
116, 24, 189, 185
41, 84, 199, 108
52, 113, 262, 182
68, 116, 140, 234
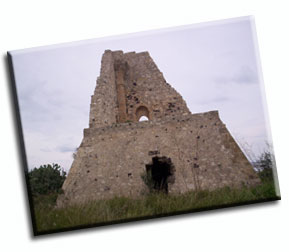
145, 156, 175, 193
136, 106, 150, 121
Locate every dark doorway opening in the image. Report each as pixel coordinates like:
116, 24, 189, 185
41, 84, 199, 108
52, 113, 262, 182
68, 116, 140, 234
145, 156, 175, 193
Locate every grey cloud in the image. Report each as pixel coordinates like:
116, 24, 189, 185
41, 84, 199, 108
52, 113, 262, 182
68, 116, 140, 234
40, 147, 52, 152
194, 96, 230, 105
57, 146, 77, 153
211, 96, 230, 103
215, 65, 258, 85
232, 65, 258, 84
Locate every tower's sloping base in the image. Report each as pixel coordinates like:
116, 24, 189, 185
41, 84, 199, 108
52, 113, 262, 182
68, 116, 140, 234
57, 111, 260, 207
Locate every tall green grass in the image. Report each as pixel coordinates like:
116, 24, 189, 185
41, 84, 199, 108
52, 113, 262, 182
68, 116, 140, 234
33, 181, 278, 235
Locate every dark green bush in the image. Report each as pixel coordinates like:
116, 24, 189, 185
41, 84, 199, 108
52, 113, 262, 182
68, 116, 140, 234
256, 150, 275, 182
27, 163, 66, 195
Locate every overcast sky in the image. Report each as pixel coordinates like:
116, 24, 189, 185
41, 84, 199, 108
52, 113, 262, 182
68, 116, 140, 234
11, 16, 273, 171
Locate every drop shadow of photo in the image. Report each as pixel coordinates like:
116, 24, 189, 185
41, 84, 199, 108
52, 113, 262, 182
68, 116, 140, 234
3, 53, 36, 238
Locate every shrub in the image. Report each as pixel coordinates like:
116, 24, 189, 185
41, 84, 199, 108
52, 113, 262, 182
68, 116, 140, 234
27, 163, 66, 195
256, 150, 275, 182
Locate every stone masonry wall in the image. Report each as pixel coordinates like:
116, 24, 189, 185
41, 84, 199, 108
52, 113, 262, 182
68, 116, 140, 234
89, 51, 118, 128
59, 111, 260, 206
89, 50, 191, 127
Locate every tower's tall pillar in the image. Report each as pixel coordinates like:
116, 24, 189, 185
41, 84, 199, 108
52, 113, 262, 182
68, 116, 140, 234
115, 62, 127, 123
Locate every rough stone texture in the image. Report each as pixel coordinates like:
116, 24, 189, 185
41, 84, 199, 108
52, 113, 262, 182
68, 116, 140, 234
57, 50, 260, 207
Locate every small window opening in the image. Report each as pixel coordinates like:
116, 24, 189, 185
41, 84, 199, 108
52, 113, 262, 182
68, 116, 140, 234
136, 105, 150, 122
139, 116, 149, 121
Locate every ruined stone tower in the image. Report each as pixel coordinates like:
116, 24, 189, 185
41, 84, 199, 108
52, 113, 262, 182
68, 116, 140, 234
58, 50, 260, 206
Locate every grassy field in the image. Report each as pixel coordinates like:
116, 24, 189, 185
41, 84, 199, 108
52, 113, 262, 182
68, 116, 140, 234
32, 181, 279, 235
